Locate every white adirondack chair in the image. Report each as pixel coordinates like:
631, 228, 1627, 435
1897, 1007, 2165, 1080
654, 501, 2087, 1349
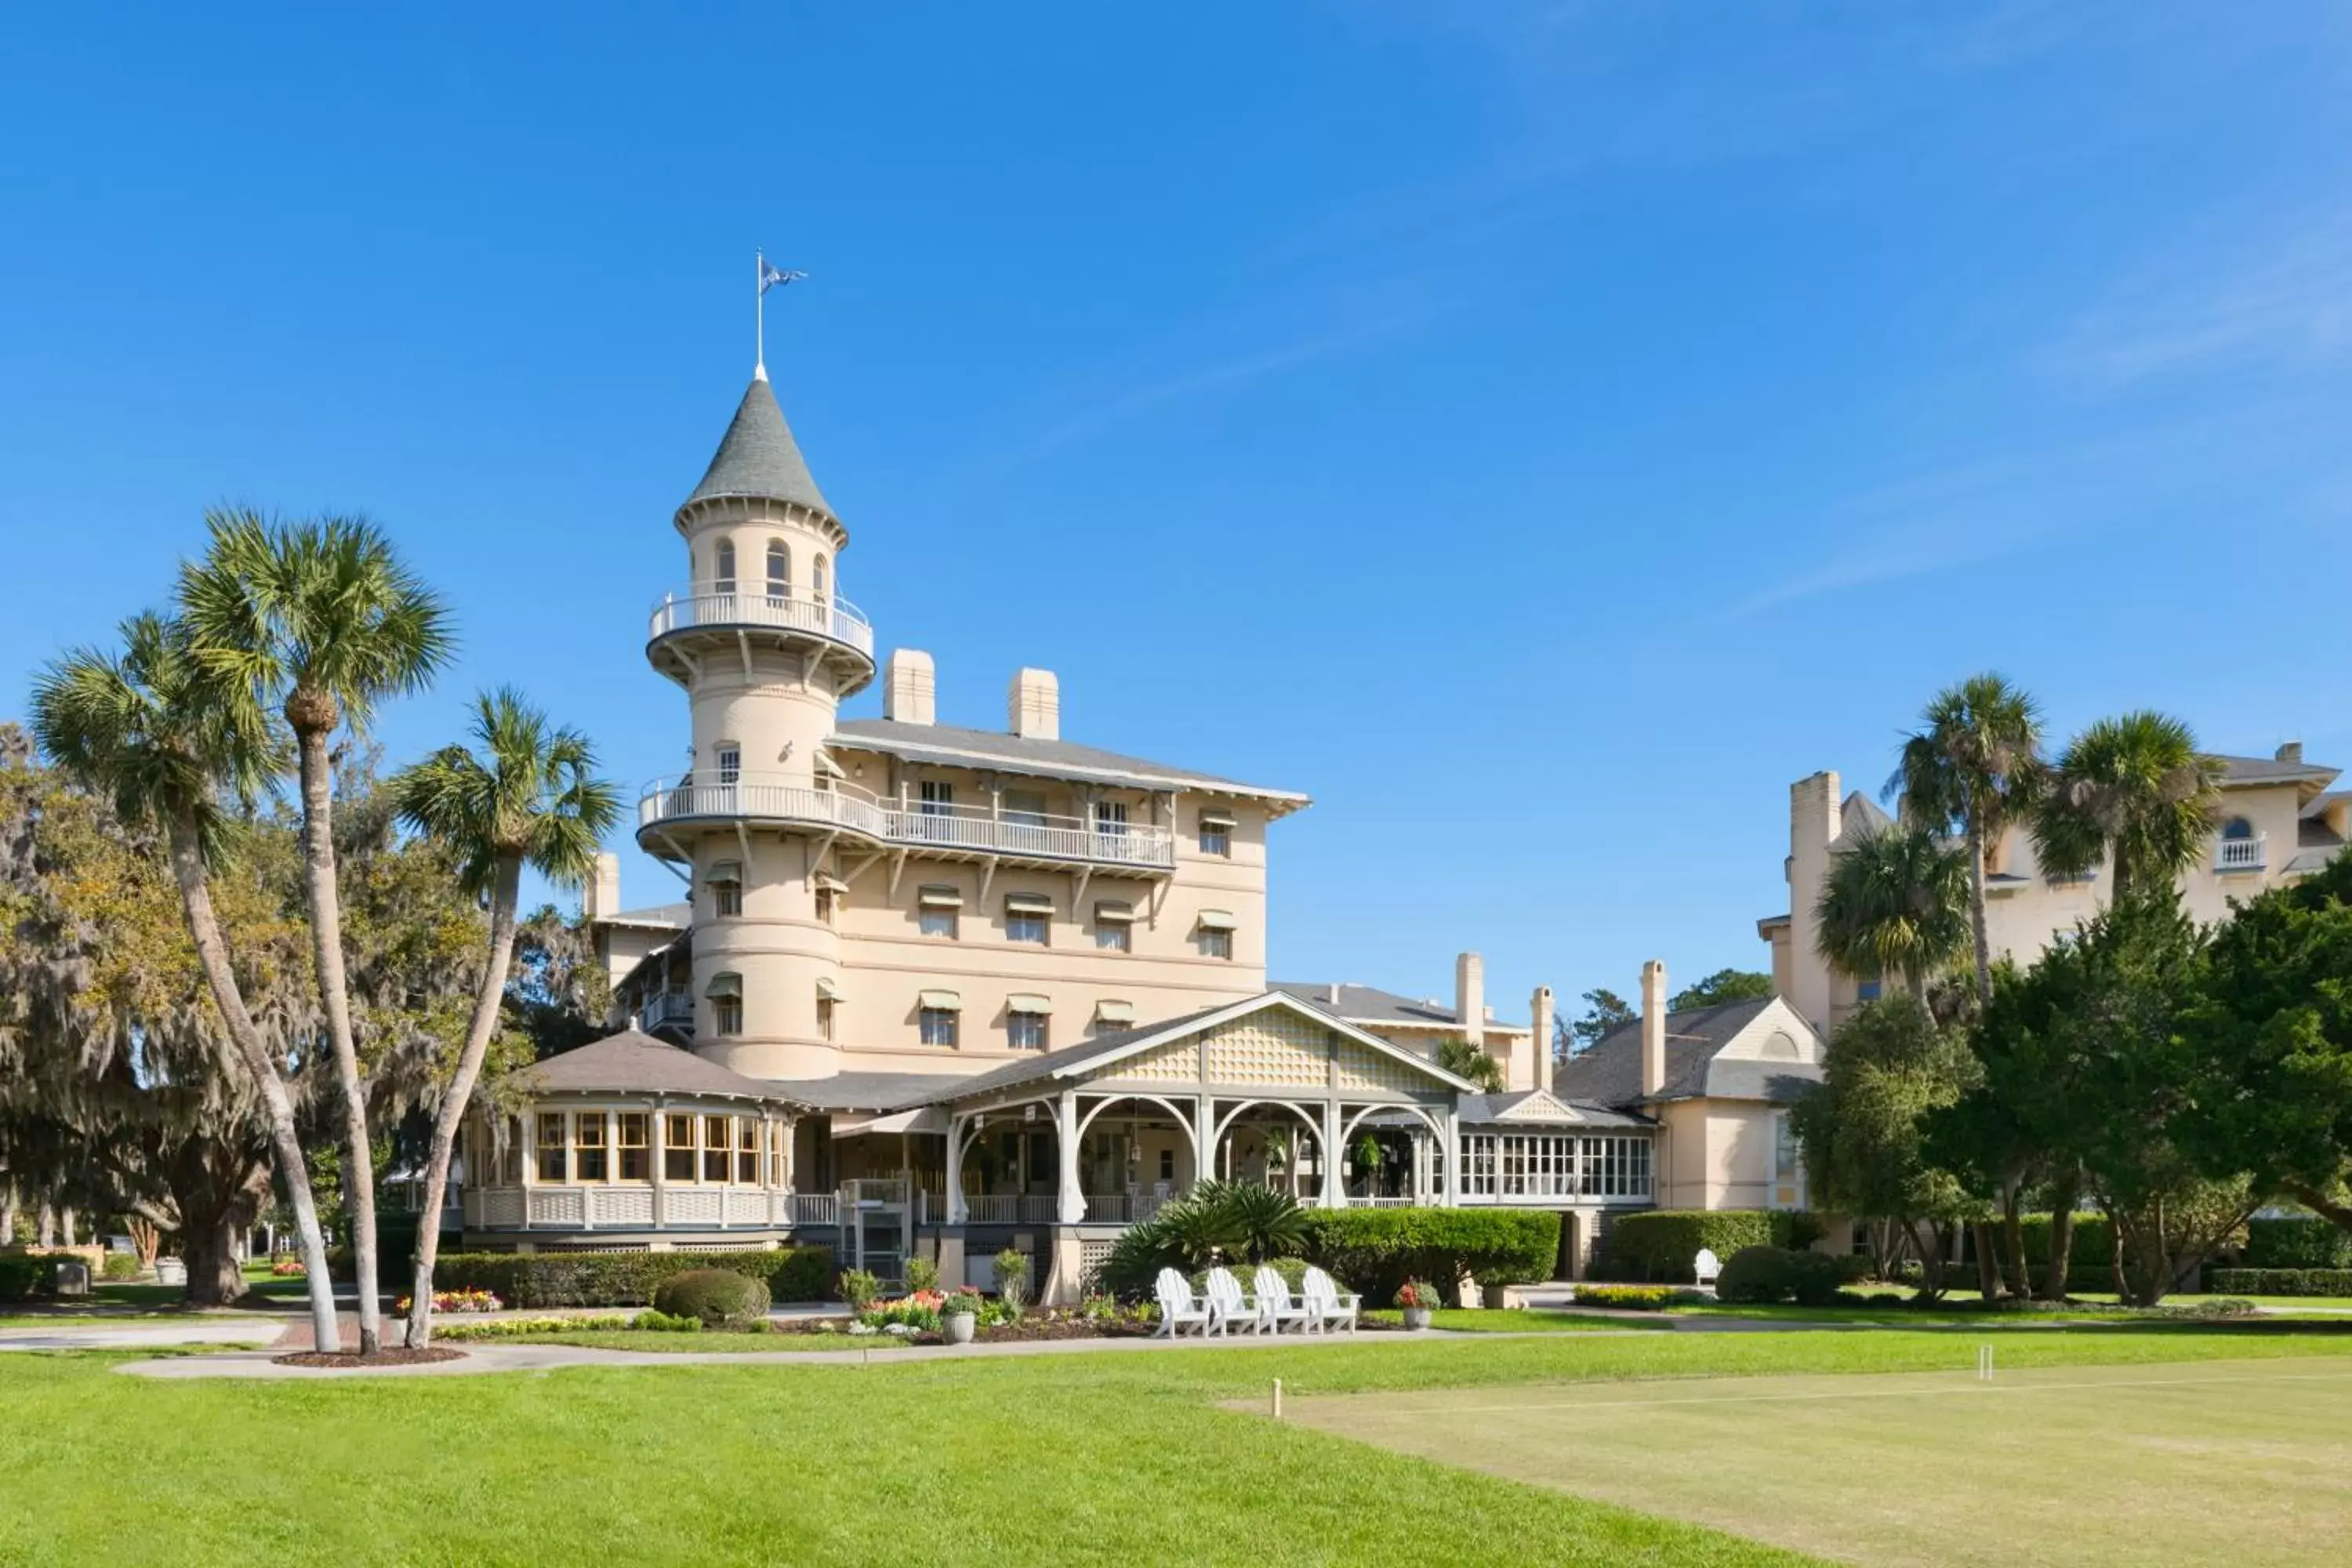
1155, 1267, 1214, 1338
1693, 1247, 1722, 1291
1254, 1265, 1312, 1334
1301, 1265, 1359, 1334
1203, 1265, 1258, 1336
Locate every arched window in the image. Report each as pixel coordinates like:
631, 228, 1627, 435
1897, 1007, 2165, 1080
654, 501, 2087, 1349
714, 540, 737, 595
2222, 816, 2255, 840
766, 539, 789, 601
812, 554, 829, 602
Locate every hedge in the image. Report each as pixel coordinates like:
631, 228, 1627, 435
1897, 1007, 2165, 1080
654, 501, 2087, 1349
1295, 1209, 1557, 1306
2243, 1218, 2352, 1270
2205, 1269, 2352, 1298
1601, 1212, 1815, 1283
0, 1253, 50, 1301
430, 1247, 831, 1308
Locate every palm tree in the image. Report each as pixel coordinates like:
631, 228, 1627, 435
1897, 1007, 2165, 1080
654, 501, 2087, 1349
180, 510, 453, 1354
1435, 1036, 1504, 1092
2033, 712, 2223, 900
387, 689, 618, 1346
1890, 674, 2045, 1005
1813, 822, 1973, 1006
30, 613, 343, 1352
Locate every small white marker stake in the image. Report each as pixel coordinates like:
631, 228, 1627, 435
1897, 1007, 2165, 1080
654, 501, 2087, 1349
1272, 1377, 1284, 1419
1976, 1345, 1994, 1381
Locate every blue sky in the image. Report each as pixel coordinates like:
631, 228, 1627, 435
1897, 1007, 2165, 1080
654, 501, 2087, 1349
4, 4, 2348, 1025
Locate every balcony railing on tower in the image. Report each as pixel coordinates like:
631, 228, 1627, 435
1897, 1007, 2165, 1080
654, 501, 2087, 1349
648, 586, 875, 662
637, 773, 1177, 869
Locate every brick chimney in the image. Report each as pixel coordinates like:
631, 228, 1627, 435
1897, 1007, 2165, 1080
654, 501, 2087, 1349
1530, 985, 1555, 1094
1455, 953, 1485, 1050
1009, 668, 1059, 740
885, 648, 936, 725
1640, 959, 1668, 1098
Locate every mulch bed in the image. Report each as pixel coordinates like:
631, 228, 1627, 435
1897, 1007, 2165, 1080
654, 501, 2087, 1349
272, 1347, 467, 1368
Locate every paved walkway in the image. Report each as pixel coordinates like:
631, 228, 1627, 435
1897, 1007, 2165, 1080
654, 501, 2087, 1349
2, 1319, 280, 1352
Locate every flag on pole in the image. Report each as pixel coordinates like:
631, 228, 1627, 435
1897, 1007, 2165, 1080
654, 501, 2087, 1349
760, 260, 805, 295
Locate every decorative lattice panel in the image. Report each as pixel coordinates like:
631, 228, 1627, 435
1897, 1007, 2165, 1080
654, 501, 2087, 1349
1114, 1037, 1201, 1083
1334, 1039, 1423, 1094
1204, 1009, 1332, 1087
1079, 1239, 1116, 1292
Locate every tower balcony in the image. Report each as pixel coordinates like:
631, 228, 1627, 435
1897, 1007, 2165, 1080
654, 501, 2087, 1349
635, 773, 1177, 873
645, 586, 876, 688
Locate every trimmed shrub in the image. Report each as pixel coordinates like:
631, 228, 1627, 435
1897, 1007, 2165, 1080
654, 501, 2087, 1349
2243, 1218, 2352, 1271
101, 1253, 141, 1281
1190, 1258, 1316, 1298
1785, 1248, 1846, 1306
652, 1268, 771, 1328
1570, 1283, 1706, 1310
0, 1253, 50, 1301
428, 1247, 829, 1309
1602, 1212, 1816, 1283
2206, 1268, 2352, 1298
633, 1308, 706, 1332
1295, 1208, 1558, 1307
1714, 1245, 1795, 1305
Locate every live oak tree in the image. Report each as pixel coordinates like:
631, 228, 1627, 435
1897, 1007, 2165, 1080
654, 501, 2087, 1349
1667, 969, 1777, 1011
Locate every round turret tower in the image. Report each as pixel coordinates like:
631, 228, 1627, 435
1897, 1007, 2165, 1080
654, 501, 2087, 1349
638, 367, 875, 1080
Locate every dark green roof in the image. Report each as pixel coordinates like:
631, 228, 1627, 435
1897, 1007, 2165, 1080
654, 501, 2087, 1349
683, 374, 833, 517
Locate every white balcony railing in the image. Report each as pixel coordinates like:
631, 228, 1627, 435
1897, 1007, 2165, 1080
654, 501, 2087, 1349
2216, 833, 2267, 873
637, 774, 1177, 870
648, 586, 875, 662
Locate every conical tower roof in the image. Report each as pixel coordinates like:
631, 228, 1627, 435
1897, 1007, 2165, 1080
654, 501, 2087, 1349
682, 373, 834, 517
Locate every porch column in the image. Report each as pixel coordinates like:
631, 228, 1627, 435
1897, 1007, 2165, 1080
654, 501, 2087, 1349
1319, 1099, 1343, 1209
651, 1098, 667, 1228
1192, 1094, 1211, 1192
1443, 1109, 1461, 1208
1056, 1092, 1083, 1224
945, 1114, 968, 1225
1411, 1128, 1428, 1205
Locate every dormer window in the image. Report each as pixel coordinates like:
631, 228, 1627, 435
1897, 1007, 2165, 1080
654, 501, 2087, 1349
714, 541, 737, 595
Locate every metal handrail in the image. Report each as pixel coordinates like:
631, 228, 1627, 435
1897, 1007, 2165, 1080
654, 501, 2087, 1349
636, 772, 1176, 869
648, 586, 874, 660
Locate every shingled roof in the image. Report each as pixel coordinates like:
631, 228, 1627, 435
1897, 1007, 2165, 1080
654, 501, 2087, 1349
683, 374, 833, 517
1554, 998, 1820, 1108
514, 1029, 803, 1105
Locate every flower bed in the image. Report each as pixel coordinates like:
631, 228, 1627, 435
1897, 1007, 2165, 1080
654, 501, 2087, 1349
394, 1288, 503, 1315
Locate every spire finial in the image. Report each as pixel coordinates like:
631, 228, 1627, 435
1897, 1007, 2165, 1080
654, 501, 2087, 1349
755, 251, 805, 383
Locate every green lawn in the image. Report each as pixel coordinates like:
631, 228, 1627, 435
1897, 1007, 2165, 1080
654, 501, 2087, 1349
5, 1325, 2349, 1565
1285, 1353, 2352, 1567
1363, 1308, 1661, 1333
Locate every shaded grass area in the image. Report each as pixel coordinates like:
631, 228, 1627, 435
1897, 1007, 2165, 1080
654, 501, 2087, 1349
9, 1325, 2352, 1565
1283, 1356, 2352, 1568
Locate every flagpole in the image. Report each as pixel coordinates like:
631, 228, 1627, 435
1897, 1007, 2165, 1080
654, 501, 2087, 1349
754, 249, 767, 380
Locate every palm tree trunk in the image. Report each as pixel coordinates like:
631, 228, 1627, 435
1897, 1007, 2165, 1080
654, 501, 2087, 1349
164, 812, 342, 1354
1966, 822, 1994, 1004
406, 855, 522, 1349
295, 726, 381, 1355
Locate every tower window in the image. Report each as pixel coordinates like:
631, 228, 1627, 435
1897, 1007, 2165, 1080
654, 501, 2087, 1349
714, 745, 741, 786
813, 554, 829, 601
817, 994, 836, 1041
766, 539, 789, 600
714, 541, 736, 595
1199, 811, 1235, 858
707, 972, 743, 1036
707, 860, 742, 919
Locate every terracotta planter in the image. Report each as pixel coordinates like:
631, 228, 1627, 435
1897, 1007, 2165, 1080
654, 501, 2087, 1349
944, 1312, 976, 1345
1401, 1306, 1433, 1330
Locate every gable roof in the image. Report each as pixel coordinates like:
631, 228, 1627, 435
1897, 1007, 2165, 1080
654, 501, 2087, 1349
513, 1029, 804, 1105
2216, 753, 2340, 791
1457, 1088, 1649, 1128
910, 991, 1480, 1107
830, 718, 1309, 807
683, 375, 833, 517
1554, 997, 1819, 1107
1829, 791, 1893, 849
1269, 981, 1529, 1033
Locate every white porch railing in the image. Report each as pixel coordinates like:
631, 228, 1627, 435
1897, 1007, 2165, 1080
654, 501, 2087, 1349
637, 773, 1176, 870
2216, 833, 2267, 873
648, 587, 874, 662
963, 1195, 1062, 1225
464, 1185, 796, 1230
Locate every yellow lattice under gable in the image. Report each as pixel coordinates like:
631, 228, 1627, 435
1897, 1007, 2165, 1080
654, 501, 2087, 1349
1204, 1010, 1331, 1087
1110, 1036, 1200, 1083
1334, 1038, 1422, 1093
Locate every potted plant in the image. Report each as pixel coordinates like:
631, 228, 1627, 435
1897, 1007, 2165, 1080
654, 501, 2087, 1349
1396, 1278, 1439, 1330
942, 1290, 982, 1344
